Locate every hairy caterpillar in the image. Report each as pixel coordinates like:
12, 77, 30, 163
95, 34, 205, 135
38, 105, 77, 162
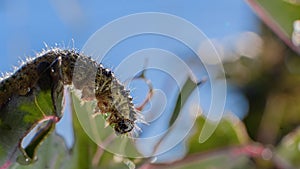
0, 48, 139, 135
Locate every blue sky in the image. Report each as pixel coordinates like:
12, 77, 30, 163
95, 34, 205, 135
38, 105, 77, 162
0, 0, 258, 72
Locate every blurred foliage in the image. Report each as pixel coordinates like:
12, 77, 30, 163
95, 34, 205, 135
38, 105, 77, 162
225, 26, 300, 144
277, 127, 300, 167
188, 115, 249, 154
247, 0, 300, 54
252, 0, 300, 36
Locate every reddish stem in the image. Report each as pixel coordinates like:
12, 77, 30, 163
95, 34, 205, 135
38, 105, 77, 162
0, 161, 12, 169
246, 0, 300, 54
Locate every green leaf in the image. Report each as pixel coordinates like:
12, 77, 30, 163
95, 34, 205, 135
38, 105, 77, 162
276, 127, 300, 168
0, 62, 64, 166
250, 0, 300, 35
169, 77, 198, 126
11, 133, 70, 169
67, 101, 97, 169
0, 89, 57, 166
19, 91, 55, 123
188, 114, 250, 154
17, 118, 56, 165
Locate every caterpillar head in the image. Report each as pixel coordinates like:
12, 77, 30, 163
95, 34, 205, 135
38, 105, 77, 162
114, 119, 135, 135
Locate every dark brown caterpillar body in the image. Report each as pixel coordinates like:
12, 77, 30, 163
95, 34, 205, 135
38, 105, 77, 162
0, 49, 138, 135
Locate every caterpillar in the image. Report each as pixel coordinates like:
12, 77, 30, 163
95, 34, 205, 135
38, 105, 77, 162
0, 48, 139, 135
